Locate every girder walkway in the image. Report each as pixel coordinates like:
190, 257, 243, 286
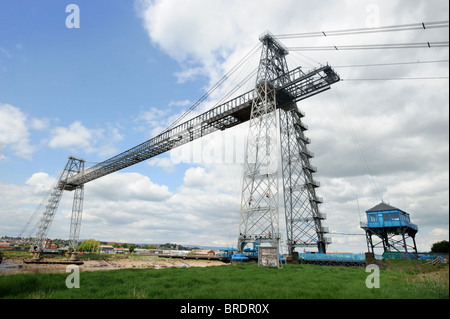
64, 65, 339, 189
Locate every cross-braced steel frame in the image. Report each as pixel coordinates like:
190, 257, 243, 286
279, 106, 329, 253
238, 80, 280, 251
32, 156, 85, 252
363, 226, 418, 256
238, 32, 331, 253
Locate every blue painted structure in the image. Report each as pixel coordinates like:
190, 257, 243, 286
220, 244, 286, 263
364, 205, 418, 231
299, 252, 366, 262
218, 248, 235, 261
361, 202, 418, 258
231, 254, 249, 261
297, 252, 377, 266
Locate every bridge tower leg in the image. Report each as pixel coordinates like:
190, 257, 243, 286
31, 157, 85, 257
238, 32, 330, 254
69, 184, 84, 252
279, 105, 329, 254
238, 80, 280, 251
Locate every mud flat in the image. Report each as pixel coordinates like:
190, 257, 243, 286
0, 256, 228, 275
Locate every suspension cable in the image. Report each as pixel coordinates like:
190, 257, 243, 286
275, 20, 449, 39
333, 88, 382, 202
160, 43, 262, 134
287, 41, 449, 51
333, 59, 449, 68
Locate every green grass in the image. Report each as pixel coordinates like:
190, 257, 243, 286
0, 262, 448, 299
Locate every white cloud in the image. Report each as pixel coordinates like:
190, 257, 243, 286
87, 172, 172, 202
48, 121, 96, 151
168, 99, 192, 108
30, 117, 50, 131
0, 46, 12, 58
183, 166, 212, 188
48, 121, 123, 157
76, 167, 241, 246
0, 102, 35, 160
147, 156, 176, 173
0, 170, 174, 241
0, 171, 76, 238
25, 172, 55, 196
134, 106, 170, 137
429, 228, 449, 242
174, 67, 207, 84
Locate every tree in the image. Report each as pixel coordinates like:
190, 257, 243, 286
431, 240, 449, 253
129, 244, 136, 253
78, 239, 100, 252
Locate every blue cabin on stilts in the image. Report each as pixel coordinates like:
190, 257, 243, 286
360, 202, 418, 259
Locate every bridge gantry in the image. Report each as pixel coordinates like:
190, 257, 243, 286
27, 32, 340, 256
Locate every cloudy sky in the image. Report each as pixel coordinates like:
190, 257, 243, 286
0, 0, 448, 253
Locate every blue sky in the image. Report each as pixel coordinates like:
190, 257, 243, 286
1, 0, 448, 253
0, 0, 202, 188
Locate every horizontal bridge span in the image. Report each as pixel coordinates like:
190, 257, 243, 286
64, 65, 339, 189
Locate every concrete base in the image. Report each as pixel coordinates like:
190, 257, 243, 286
30, 251, 42, 261
69, 252, 79, 261
286, 252, 299, 264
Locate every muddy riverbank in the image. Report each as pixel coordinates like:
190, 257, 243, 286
0, 256, 228, 275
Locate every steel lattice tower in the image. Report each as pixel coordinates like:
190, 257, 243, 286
32, 156, 85, 252
279, 105, 329, 253
238, 32, 330, 253
238, 79, 280, 251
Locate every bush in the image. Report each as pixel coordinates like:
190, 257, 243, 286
431, 240, 449, 253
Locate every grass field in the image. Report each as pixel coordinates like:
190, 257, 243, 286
0, 259, 448, 299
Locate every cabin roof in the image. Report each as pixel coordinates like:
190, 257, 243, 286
366, 202, 399, 213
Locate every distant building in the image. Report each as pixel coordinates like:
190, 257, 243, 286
170, 250, 191, 256
99, 245, 115, 254
190, 249, 216, 256
0, 240, 12, 249
114, 247, 129, 254
134, 248, 165, 256
42, 239, 57, 250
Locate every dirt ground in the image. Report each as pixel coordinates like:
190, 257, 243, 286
0, 256, 229, 275
412, 266, 449, 284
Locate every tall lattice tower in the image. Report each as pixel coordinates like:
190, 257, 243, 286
32, 156, 85, 252
238, 32, 330, 254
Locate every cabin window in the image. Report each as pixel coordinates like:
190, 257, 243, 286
369, 215, 377, 222
383, 213, 391, 221
391, 213, 399, 220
